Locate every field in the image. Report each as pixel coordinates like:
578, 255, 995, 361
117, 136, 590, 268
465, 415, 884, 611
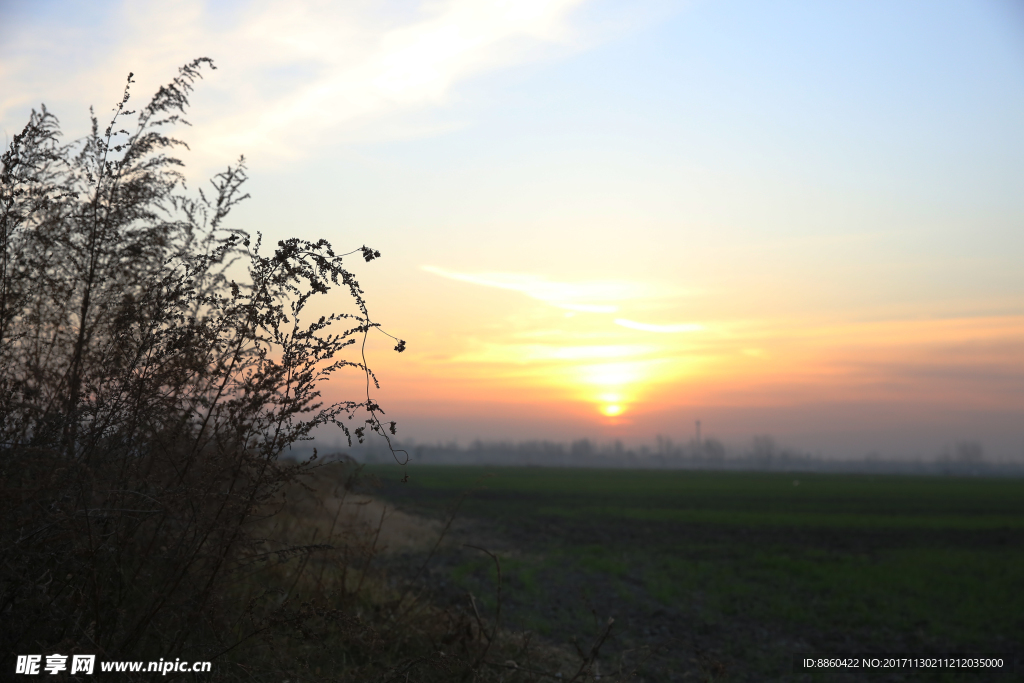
364, 465, 1024, 682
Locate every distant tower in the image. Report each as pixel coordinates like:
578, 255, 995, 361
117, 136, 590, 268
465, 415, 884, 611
695, 419, 701, 446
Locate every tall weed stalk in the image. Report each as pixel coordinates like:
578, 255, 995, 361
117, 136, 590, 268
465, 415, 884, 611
0, 58, 405, 671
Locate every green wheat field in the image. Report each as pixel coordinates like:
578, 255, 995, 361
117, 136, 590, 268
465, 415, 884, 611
366, 465, 1024, 682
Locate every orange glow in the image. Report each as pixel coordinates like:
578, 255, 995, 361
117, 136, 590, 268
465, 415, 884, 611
323, 262, 1024, 433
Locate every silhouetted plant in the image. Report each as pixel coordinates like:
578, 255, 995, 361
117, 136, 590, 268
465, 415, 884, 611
0, 58, 407, 672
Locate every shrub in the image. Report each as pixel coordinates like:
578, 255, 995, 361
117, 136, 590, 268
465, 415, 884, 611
0, 58, 405, 671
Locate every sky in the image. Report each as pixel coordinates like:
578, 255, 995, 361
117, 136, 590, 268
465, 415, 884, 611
2, 0, 1023, 460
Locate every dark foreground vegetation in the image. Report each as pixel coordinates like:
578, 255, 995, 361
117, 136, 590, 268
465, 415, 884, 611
368, 465, 1024, 682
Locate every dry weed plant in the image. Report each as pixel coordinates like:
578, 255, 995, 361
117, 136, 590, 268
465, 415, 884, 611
0, 59, 624, 682
0, 58, 404, 677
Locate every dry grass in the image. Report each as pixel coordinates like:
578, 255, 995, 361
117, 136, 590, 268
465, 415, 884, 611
220, 458, 614, 682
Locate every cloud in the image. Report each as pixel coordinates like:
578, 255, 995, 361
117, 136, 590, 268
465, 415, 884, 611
614, 318, 704, 333
0, 0, 590, 169
422, 265, 653, 312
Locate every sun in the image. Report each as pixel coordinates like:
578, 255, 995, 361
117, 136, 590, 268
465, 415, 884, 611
570, 361, 657, 421
600, 403, 623, 417
591, 388, 630, 419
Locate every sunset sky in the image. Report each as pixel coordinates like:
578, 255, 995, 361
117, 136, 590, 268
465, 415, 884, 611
2, 0, 1022, 459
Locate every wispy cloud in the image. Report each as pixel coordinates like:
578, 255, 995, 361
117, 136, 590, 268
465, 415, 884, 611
422, 265, 653, 312
614, 319, 704, 333
0, 0, 590, 168
452, 343, 656, 365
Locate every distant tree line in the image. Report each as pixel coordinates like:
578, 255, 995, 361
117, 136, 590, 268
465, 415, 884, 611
340, 436, 1022, 476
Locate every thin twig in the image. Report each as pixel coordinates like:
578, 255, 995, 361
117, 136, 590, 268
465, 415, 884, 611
569, 617, 615, 682
462, 544, 502, 680
467, 592, 490, 643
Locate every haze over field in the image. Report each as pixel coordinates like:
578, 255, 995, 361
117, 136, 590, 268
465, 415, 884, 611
3, 0, 1022, 460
